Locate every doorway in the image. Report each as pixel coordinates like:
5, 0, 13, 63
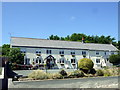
45, 55, 56, 69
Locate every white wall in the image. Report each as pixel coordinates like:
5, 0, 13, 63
18, 47, 117, 69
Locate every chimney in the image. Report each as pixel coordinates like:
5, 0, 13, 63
82, 37, 85, 43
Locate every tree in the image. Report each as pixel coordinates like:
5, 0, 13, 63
109, 54, 120, 65
49, 35, 60, 40
9, 48, 24, 64
2, 44, 10, 56
48, 33, 116, 45
118, 41, 120, 50
78, 58, 94, 73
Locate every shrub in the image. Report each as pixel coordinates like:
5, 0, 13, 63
68, 70, 84, 78
59, 69, 67, 76
52, 73, 63, 79
103, 68, 119, 76
103, 69, 111, 76
28, 70, 52, 80
78, 58, 94, 73
96, 69, 104, 76
11, 63, 17, 70
109, 54, 120, 65
89, 68, 96, 74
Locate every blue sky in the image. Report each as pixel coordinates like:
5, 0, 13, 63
2, 2, 118, 45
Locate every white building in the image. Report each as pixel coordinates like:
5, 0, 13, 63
10, 37, 118, 69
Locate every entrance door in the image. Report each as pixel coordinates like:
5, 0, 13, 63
45, 55, 56, 69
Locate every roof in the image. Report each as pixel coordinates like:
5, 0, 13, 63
10, 37, 118, 51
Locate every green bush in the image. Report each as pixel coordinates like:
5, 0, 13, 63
96, 69, 104, 76
68, 70, 84, 78
109, 54, 120, 65
89, 68, 96, 74
11, 63, 17, 70
78, 58, 94, 73
59, 69, 67, 76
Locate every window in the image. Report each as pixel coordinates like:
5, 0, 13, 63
96, 59, 100, 63
106, 58, 109, 61
39, 59, 41, 63
96, 51, 99, 55
71, 59, 76, 63
71, 51, 75, 55
36, 59, 38, 63
111, 52, 114, 55
60, 58, 64, 63
82, 51, 86, 55
21, 50, 26, 53
46, 50, 52, 54
105, 59, 106, 63
36, 57, 39, 63
25, 58, 30, 64
36, 50, 41, 54
104, 52, 106, 55
59, 50, 64, 54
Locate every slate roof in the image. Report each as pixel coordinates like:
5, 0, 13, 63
10, 37, 118, 51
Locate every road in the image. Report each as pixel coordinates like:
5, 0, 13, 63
9, 76, 119, 88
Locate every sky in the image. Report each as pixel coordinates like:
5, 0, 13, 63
2, 2, 118, 45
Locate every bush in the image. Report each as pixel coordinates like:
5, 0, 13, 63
28, 70, 52, 80
78, 58, 94, 73
52, 73, 63, 79
11, 63, 17, 70
103, 70, 111, 76
96, 69, 104, 76
68, 70, 84, 78
59, 69, 67, 76
103, 68, 118, 76
89, 68, 96, 74
109, 54, 120, 65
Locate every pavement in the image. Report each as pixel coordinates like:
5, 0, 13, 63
8, 76, 119, 88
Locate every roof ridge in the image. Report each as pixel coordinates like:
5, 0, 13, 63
11, 37, 113, 45
11, 36, 83, 43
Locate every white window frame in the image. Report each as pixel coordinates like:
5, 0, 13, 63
96, 59, 100, 63
20, 50, 26, 53
71, 59, 76, 63
96, 51, 99, 55
71, 50, 75, 55
36, 50, 41, 54
59, 50, 64, 55
46, 50, 52, 54
82, 51, 86, 55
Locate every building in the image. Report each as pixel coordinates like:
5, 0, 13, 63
10, 37, 118, 69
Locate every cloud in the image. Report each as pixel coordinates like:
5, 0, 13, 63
70, 16, 76, 20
